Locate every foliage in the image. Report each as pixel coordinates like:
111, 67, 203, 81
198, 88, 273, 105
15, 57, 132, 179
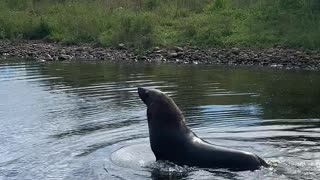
0, 0, 320, 49
99, 10, 155, 48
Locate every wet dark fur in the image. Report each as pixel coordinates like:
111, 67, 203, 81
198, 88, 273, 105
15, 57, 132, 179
138, 87, 269, 171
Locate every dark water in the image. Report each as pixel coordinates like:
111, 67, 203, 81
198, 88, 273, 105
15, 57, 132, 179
1, 61, 320, 180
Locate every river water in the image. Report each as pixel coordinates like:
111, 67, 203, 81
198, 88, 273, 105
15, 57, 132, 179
0, 61, 319, 180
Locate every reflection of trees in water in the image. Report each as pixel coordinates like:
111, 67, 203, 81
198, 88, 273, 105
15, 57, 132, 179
253, 70, 320, 119
32, 62, 320, 120
35, 62, 141, 107
23, 63, 149, 140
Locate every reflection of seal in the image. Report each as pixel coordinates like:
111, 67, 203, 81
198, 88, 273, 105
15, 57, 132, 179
138, 87, 269, 171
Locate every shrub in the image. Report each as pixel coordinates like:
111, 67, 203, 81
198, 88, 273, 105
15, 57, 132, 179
0, 0, 320, 49
99, 10, 155, 49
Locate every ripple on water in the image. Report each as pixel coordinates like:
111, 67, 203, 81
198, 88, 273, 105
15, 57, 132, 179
1, 62, 320, 179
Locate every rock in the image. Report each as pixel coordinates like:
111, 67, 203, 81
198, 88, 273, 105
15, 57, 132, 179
28, 52, 37, 57
155, 54, 163, 61
118, 43, 125, 49
141, 56, 147, 60
59, 54, 72, 61
231, 47, 240, 55
177, 52, 185, 56
168, 52, 178, 58
174, 46, 184, 52
60, 49, 66, 54
39, 59, 46, 63
155, 50, 163, 54
270, 64, 283, 68
44, 54, 53, 61
154, 47, 160, 51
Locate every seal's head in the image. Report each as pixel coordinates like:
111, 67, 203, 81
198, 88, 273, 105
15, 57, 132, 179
137, 87, 185, 127
138, 87, 163, 106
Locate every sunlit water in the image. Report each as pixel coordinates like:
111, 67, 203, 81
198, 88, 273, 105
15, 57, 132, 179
0, 61, 320, 180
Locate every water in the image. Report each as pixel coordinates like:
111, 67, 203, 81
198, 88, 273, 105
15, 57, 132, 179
0, 61, 320, 180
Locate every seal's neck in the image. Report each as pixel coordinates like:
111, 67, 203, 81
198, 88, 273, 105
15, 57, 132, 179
147, 104, 186, 129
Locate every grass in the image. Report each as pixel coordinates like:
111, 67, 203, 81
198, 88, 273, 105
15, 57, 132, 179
0, 0, 320, 50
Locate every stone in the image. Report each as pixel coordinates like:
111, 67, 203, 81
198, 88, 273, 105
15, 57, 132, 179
177, 52, 185, 56
168, 52, 178, 58
231, 47, 240, 55
155, 50, 163, 54
59, 54, 72, 61
174, 46, 184, 52
155, 54, 163, 61
118, 43, 125, 49
44, 54, 53, 61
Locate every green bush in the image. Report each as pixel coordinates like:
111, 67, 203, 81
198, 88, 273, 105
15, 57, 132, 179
0, 0, 320, 49
24, 19, 51, 39
99, 10, 155, 49
4, 0, 30, 11
144, 0, 160, 10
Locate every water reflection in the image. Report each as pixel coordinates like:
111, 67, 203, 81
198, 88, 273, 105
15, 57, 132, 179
0, 61, 320, 179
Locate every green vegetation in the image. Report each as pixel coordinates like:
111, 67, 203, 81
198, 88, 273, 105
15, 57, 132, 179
1, 0, 320, 49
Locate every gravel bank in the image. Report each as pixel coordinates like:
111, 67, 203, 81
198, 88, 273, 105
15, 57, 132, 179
1, 40, 320, 70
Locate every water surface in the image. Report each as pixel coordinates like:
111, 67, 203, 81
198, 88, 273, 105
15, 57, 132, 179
0, 61, 320, 180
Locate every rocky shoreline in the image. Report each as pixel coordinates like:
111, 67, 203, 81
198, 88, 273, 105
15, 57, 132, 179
1, 40, 320, 70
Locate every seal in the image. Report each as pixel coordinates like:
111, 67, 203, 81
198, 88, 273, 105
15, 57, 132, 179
138, 87, 269, 171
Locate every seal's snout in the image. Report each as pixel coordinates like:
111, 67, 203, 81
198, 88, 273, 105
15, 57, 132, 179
138, 87, 149, 104
138, 87, 147, 97
138, 87, 146, 94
